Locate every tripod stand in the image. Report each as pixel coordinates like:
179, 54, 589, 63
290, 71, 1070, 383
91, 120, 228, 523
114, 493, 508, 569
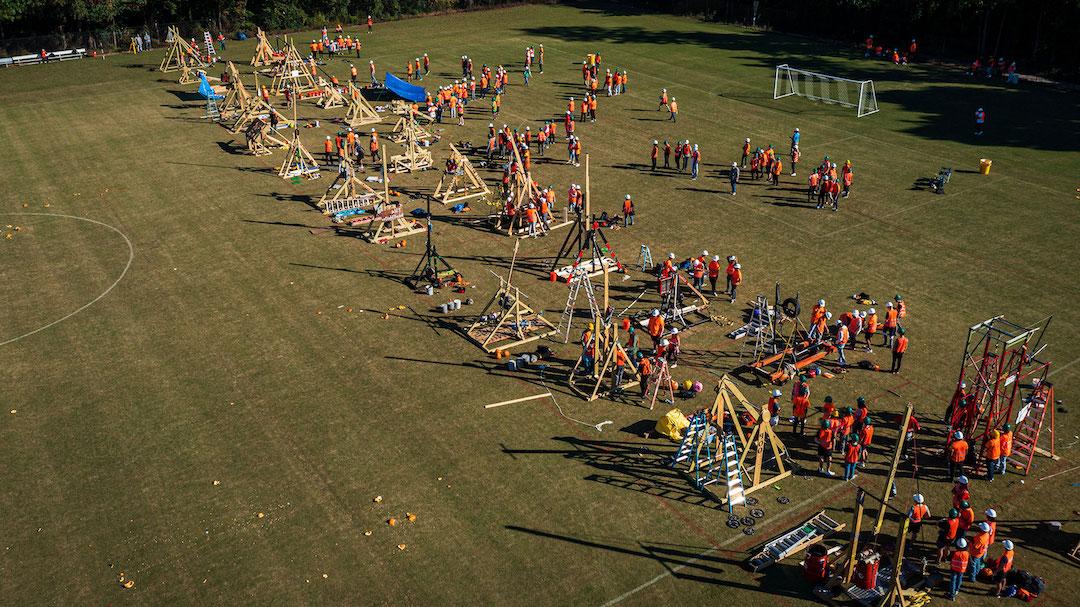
406, 196, 459, 289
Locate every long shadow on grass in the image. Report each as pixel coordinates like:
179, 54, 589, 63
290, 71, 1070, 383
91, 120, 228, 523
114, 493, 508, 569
505, 525, 809, 597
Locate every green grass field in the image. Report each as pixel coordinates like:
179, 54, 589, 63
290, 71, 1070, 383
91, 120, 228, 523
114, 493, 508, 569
1, 3, 1078, 605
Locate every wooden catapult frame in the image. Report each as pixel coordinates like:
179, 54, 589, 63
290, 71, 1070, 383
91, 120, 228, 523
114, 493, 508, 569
433, 144, 490, 206
568, 265, 640, 402
387, 118, 433, 173
250, 28, 283, 68
319, 156, 378, 210
316, 79, 348, 109
218, 62, 250, 120
278, 98, 320, 180
497, 143, 571, 238
269, 37, 319, 97
244, 117, 289, 156
230, 73, 294, 134
466, 241, 557, 352
389, 114, 434, 143
549, 154, 618, 273
344, 83, 381, 127
160, 26, 206, 73
363, 152, 424, 243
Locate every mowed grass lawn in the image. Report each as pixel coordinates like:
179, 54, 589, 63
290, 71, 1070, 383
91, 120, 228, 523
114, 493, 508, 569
1, 3, 1078, 605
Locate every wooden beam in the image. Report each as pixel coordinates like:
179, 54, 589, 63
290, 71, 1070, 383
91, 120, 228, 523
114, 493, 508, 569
484, 392, 552, 409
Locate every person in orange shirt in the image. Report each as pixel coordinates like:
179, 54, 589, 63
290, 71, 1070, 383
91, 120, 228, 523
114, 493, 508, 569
967, 522, 991, 581
368, 129, 380, 162
908, 494, 930, 540
707, 255, 721, 296
668, 97, 678, 122
951, 475, 970, 509
834, 320, 850, 367
842, 435, 860, 479
647, 309, 665, 348
997, 423, 1013, 476
807, 170, 821, 204
957, 500, 975, 533
622, 194, 634, 227
588, 94, 597, 122
881, 301, 899, 347
858, 417, 874, 466
948, 431, 969, 480
650, 140, 659, 171
816, 419, 834, 476
792, 385, 810, 435
992, 539, 1015, 596
741, 137, 751, 167
948, 538, 970, 599
984, 508, 998, 544
771, 157, 783, 186
636, 352, 652, 399
323, 136, 335, 163
891, 327, 908, 373
982, 431, 1001, 481
657, 88, 668, 110
611, 347, 629, 393
728, 262, 742, 304
938, 508, 961, 564
862, 307, 878, 352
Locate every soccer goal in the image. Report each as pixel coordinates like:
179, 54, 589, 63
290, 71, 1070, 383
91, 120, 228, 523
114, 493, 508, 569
773, 64, 879, 117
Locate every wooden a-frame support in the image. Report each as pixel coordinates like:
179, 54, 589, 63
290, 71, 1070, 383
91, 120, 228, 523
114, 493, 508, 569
278, 98, 320, 180
387, 118, 433, 173
389, 114, 434, 143
840, 484, 924, 607
433, 144, 490, 206
569, 265, 640, 402
160, 26, 206, 73
344, 83, 381, 127
732, 399, 792, 503
269, 37, 319, 97
230, 72, 294, 134
497, 142, 571, 238
317, 79, 348, 109
363, 152, 424, 244
466, 240, 557, 352
218, 62, 251, 120
244, 118, 289, 156
318, 156, 378, 210
250, 28, 283, 67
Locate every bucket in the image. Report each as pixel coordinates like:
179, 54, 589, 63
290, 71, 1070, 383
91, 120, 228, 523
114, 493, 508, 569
979, 158, 992, 175
423, 285, 433, 296
438, 303, 448, 314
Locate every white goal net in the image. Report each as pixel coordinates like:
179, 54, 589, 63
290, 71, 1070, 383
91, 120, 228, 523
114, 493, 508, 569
773, 64, 879, 117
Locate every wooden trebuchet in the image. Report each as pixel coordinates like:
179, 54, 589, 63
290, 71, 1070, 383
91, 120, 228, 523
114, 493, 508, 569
160, 26, 207, 73
433, 144, 490, 206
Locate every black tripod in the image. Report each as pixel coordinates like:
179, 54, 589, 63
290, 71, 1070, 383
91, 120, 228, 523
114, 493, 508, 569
407, 196, 458, 288
548, 210, 623, 274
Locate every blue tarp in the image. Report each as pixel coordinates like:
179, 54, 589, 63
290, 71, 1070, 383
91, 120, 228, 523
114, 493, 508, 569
197, 73, 224, 100
384, 72, 426, 103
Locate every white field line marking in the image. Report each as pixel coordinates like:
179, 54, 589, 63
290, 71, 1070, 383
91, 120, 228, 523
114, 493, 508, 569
1, 213, 134, 347
598, 480, 850, 607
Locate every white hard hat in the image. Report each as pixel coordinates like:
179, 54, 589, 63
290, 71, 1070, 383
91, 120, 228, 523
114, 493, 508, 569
660, 339, 670, 346
733, 263, 741, 269
887, 302, 894, 307
954, 431, 964, 440
712, 255, 720, 261
728, 255, 736, 261
795, 127, 800, 132
701, 250, 708, 256
913, 494, 924, 504
961, 381, 967, 388
732, 162, 737, 167
978, 522, 990, 533
868, 308, 875, 314
488, 123, 493, 127
985, 509, 997, 518
836, 320, 843, 325
818, 299, 825, 306
958, 475, 969, 484
693, 144, 698, 150
668, 253, 675, 259
745, 137, 750, 142
651, 309, 660, 317
852, 309, 859, 315
860, 312, 866, 318
326, 135, 331, 139
625, 194, 631, 199
1003, 540, 1014, 550
670, 328, 679, 335
653, 140, 658, 144
772, 389, 782, 397
825, 312, 833, 319
956, 538, 968, 549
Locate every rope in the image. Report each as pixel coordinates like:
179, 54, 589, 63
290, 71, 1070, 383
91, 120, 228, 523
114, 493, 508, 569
538, 370, 613, 432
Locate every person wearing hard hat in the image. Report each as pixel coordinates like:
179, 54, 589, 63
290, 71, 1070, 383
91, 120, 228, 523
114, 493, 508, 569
834, 320, 850, 367
890, 327, 909, 374
998, 424, 1013, 476
858, 417, 873, 466
791, 384, 810, 435
724, 256, 737, 295
729, 262, 742, 304
816, 418, 835, 476
984, 508, 999, 543
968, 522, 991, 581
650, 140, 659, 170
948, 538, 970, 599
948, 431, 970, 480
729, 161, 740, 195
951, 475, 970, 509
647, 309, 665, 349
707, 255, 722, 296
982, 430, 1002, 481
667, 328, 681, 368
842, 434, 860, 480
908, 494, 930, 540
635, 352, 652, 400
622, 194, 634, 227
938, 508, 961, 564
992, 539, 1015, 596
882, 301, 898, 347
767, 389, 782, 426
691, 251, 706, 290
740, 137, 751, 168
946, 381, 968, 425
808, 299, 827, 341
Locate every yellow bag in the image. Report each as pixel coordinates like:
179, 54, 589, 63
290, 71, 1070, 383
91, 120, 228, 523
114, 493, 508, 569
655, 408, 690, 442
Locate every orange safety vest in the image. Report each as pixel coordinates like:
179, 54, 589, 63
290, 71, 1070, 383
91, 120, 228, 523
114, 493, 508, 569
731, 269, 742, 285
909, 504, 928, 523
792, 395, 809, 417
951, 550, 970, 573
816, 428, 833, 449
894, 336, 909, 353
836, 325, 849, 345
647, 316, 664, 337
999, 431, 1013, 456
884, 309, 898, 328
969, 532, 989, 558
949, 439, 969, 462
983, 437, 1001, 459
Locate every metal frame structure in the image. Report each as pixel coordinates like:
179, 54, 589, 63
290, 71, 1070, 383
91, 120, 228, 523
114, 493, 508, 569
773, 64, 879, 117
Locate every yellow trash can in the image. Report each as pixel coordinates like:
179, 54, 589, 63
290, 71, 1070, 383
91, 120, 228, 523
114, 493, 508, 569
979, 158, 992, 175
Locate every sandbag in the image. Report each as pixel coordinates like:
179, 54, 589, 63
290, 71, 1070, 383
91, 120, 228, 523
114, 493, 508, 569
655, 408, 690, 442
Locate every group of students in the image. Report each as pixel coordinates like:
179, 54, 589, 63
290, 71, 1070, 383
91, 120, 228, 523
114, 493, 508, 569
648, 140, 701, 178
802, 393, 876, 479
309, 27, 363, 59
913, 476, 1017, 599
862, 34, 917, 66
806, 295, 909, 371
945, 423, 1014, 483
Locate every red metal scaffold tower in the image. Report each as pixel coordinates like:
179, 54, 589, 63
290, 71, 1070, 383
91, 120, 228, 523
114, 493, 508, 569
948, 315, 1058, 475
